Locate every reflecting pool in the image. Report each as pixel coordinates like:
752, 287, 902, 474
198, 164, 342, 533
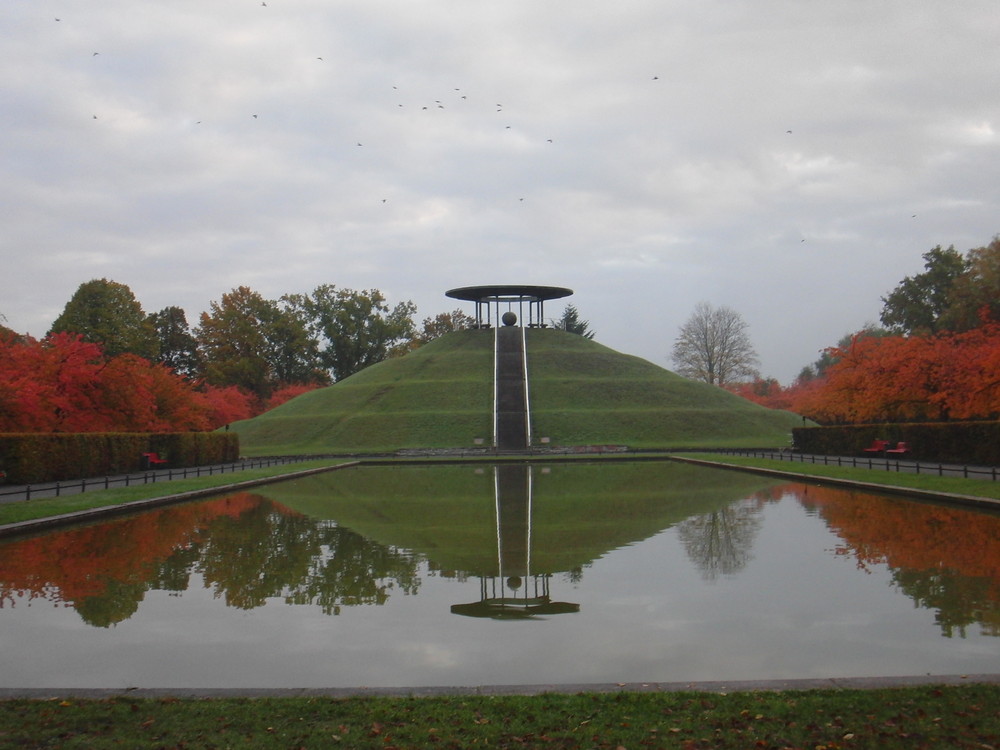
2, 461, 1000, 688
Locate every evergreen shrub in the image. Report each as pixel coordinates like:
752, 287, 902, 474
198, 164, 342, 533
793, 422, 1000, 465
0, 432, 239, 484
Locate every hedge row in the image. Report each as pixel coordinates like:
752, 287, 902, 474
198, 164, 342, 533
0, 432, 240, 484
792, 422, 1000, 465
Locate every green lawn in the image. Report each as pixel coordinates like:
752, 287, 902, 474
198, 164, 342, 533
3, 684, 1000, 748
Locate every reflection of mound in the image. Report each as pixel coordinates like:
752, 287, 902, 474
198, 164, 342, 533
258, 460, 783, 577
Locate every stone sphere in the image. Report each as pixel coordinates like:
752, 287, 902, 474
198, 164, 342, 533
501, 311, 517, 326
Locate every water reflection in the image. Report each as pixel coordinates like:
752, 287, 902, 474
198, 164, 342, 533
676, 499, 763, 580
1, 462, 999, 641
0, 494, 420, 626
789, 483, 1000, 638
451, 464, 579, 618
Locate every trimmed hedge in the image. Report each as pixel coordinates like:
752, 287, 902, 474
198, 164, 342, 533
793, 422, 1000, 465
0, 432, 240, 484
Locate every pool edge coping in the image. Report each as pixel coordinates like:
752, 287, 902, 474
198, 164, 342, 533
667, 455, 1000, 512
3, 674, 1000, 699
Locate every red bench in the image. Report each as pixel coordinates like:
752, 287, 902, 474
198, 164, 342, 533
862, 439, 890, 454
141, 452, 168, 468
885, 441, 911, 455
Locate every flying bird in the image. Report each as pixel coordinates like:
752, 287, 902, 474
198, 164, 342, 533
252, 114, 258, 118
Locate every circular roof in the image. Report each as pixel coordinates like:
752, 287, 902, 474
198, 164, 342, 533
445, 284, 573, 302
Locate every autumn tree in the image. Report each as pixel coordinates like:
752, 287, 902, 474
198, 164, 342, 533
289, 285, 416, 382
195, 286, 323, 400
148, 306, 200, 377
0, 332, 214, 432
49, 278, 159, 358
671, 302, 759, 385
791, 323, 1000, 423
880, 246, 970, 335
553, 304, 595, 339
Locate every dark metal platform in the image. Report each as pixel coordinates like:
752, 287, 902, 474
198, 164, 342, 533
445, 284, 572, 328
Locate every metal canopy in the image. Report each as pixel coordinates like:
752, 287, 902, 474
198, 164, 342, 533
445, 284, 573, 327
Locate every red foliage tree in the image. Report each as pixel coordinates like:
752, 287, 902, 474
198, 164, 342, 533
0, 332, 225, 432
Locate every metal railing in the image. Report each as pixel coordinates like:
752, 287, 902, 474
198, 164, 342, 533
0, 456, 318, 502
717, 449, 1000, 482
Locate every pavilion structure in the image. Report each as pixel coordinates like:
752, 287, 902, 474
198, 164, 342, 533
445, 284, 573, 328
445, 284, 574, 452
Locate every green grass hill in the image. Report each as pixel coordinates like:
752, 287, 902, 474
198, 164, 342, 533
230, 328, 803, 455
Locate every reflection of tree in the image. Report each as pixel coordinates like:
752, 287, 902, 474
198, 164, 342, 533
893, 568, 1000, 638
676, 498, 763, 580
794, 484, 1000, 638
293, 526, 422, 615
74, 579, 145, 627
0, 494, 422, 627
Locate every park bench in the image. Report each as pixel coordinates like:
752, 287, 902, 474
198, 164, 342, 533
862, 439, 890, 454
885, 441, 911, 455
140, 452, 168, 469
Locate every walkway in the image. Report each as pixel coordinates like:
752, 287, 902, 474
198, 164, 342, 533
494, 326, 530, 450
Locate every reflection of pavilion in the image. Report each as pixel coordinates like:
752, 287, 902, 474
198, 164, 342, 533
451, 464, 579, 619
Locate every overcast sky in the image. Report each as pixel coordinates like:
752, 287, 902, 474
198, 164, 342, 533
3, 1, 998, 383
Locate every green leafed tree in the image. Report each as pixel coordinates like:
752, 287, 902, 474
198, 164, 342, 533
671, 302, 759, 386
290, 285, 416, 382
196, 286, 323, 399
553, 304, 595, 339
49, 278, 158, 358
416, 309, 475, 344
148, 306, 201, 378
879, 245, 970, 335
939, 235, 1000, 331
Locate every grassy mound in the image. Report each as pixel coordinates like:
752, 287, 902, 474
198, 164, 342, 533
231, 330, 493, 455
231, 329, 803, 455
527, 328, 802, 449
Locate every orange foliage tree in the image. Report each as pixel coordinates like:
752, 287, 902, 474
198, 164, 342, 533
790, 321, 1000, 423
728, 318, 1000, 424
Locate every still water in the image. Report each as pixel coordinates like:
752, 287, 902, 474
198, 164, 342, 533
2, 461, 999, 688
